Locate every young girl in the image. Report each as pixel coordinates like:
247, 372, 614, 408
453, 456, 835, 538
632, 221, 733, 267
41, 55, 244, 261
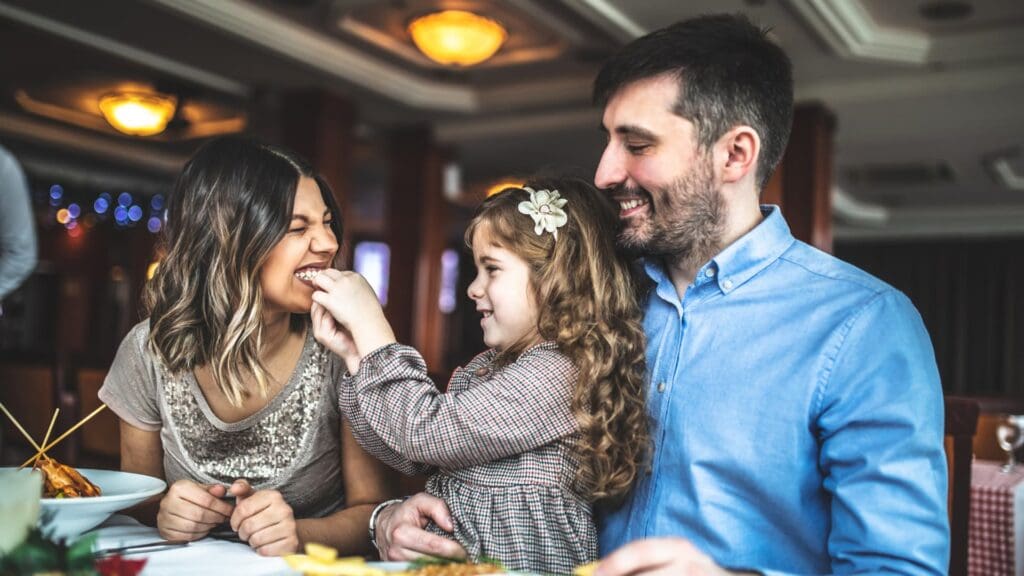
99, 136, 396, 556
310, 177, 649, 573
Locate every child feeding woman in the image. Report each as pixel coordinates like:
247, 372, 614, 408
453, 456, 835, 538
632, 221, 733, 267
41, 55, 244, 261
310, 177, 650, 574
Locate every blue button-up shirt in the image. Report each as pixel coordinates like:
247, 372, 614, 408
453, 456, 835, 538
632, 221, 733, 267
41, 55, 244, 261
598, 207, 948, 575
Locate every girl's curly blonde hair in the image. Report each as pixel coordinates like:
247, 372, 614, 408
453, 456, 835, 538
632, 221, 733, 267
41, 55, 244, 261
465, 176, 649, 501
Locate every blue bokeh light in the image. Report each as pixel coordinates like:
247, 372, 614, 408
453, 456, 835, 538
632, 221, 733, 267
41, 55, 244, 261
151, 194, 165, 211
118, 192, 133, 207
67, 203, 81, 219
114, 206, 129, 223
94, 197, 109, 214
128, 205, 144, 222
49, 185, 63, 200
147, 217, 163, 233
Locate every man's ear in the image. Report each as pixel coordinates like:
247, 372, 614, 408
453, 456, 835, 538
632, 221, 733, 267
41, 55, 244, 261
717, 125, 760, 185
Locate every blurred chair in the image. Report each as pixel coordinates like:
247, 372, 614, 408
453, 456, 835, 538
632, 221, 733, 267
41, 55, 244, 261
0, 357, 59, 464
72, 359, 120, 468
944, 396, 980, 576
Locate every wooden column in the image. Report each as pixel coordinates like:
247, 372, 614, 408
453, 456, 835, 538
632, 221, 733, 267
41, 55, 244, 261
268, 91, 356, 262
385, 127, 448, 371
775, 102, 836, 253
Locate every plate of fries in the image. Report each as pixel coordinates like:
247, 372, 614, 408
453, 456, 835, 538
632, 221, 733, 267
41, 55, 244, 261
284, 543, 598, 576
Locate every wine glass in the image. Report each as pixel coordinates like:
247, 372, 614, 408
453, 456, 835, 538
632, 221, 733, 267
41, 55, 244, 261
995, 415, 1024, 473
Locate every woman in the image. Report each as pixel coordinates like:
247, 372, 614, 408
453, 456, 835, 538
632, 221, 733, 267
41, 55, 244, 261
99, 136, 395, 556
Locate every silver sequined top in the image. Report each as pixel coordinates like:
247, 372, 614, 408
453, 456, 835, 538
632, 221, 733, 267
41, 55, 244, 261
99, 320, 346, 519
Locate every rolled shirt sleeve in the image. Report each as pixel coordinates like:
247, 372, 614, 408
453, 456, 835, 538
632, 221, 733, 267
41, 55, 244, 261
810, 290, 948, 575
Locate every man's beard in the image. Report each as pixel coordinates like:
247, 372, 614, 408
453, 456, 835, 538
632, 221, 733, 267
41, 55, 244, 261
615, 158, 724, 270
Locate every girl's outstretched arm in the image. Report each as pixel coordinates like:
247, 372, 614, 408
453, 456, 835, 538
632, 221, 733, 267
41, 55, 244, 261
343, 343, 579, 469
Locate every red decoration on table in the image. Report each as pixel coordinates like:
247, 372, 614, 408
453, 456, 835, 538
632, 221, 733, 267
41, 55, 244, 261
94, 554, 148, 576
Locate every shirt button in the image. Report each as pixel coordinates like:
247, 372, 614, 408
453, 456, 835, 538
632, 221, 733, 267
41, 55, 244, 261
657, 381, 666, 393
722, 279, 734, 290
705, 268, 716, 278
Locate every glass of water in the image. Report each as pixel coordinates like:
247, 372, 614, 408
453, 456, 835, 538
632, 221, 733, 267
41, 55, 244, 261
995, 415, 1024, 473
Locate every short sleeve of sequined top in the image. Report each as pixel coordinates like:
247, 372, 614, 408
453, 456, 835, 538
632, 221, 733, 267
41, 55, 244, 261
99, 321, 163, 431
99, 319, 347, 519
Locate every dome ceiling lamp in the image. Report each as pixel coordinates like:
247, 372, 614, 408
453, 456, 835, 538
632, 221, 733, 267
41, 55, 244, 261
407, 10, 507, 67
98, 91, 177, 137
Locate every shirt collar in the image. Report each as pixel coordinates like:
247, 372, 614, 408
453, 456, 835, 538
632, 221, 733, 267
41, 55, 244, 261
642, 205, 795, 296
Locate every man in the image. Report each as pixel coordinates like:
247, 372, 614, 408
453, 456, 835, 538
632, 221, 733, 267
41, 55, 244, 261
0, 144, 37, 314
372, 14, 949, 576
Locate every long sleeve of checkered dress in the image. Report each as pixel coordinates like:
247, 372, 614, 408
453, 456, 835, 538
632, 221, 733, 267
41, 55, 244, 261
339, 342, 599, 573
339, 342, 580, 469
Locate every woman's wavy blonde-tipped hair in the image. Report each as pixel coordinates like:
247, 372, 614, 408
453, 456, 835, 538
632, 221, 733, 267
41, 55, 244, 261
465, 177, 649, 502
145, 136, 342, 407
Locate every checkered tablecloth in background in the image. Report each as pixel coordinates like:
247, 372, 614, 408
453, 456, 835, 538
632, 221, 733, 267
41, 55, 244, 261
969, 461, 1024, 576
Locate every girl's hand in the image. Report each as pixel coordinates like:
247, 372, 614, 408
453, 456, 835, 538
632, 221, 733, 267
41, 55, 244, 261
311, 270, 381, 328
312, 270, 396, 355
229, 479, 299, 556
157, 479, 234, 541
311, 300, 360, 373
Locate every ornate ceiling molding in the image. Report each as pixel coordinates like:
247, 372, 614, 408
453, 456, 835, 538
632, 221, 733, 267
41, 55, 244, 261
0, 1, 248, 96
557, 0, 645, 42
0, 112, 187, 174
148, 0, 480, 112
835, 204, 1024, 239
986, 149, 1024, 192
785, 0, 930, 65
797, 62, 1024, 104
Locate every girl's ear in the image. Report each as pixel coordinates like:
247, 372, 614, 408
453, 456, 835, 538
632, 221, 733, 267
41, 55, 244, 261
716, 125, 760, 186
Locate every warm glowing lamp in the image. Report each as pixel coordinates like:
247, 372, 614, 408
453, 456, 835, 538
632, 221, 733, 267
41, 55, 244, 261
486, 180, 524, 197
408, 10, 507, 67
98, 92, 177, 136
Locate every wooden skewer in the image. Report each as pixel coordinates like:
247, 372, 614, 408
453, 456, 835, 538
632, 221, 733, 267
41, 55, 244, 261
18, 404, 109, 469
0, 402, 43, 452
25, 408, 61, 467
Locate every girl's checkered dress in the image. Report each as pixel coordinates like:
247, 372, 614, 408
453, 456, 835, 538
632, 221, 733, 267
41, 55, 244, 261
338, 341, 597, 574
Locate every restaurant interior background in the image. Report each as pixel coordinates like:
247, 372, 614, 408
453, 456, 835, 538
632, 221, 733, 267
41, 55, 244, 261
0, 0, 1022, 468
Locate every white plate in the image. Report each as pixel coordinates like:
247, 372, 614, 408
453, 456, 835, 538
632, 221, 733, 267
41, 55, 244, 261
0, 467, 166, 541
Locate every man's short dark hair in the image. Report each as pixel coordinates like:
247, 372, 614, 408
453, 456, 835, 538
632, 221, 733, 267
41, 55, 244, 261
593, 14, 794, 191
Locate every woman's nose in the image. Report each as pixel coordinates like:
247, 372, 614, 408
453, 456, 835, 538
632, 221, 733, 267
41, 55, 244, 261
311, 226, 339, 254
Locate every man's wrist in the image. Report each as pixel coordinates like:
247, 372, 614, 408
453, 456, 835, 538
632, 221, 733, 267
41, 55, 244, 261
368, 498, 406, 551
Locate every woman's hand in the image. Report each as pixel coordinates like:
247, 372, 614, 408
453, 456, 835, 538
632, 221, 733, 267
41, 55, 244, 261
374, 493, 466, 561
312, 270, 396, 356
229, 479, 300, 556
156, 479, 234, 541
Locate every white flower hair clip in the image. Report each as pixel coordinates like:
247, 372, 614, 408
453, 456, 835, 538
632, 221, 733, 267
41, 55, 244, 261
517, 186, 568, 239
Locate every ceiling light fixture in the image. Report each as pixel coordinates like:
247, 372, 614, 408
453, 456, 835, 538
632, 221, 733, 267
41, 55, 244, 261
98, 91, 177, 136
408, 10, 507, 67
486, 180, 524, 197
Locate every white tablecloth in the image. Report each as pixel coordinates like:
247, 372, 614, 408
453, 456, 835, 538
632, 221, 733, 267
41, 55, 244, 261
91, 515, 298, 576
